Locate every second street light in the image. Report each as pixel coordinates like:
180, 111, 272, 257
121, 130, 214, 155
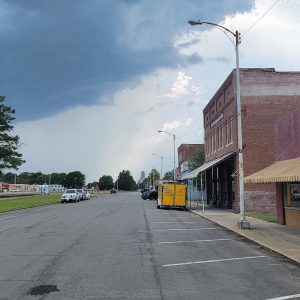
188, 19, 249, 229
158, 130, 176, 181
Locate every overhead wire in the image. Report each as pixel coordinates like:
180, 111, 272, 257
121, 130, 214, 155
243, 0, 283, 37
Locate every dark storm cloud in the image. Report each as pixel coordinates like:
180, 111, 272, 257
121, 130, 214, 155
0, 0, 254, 120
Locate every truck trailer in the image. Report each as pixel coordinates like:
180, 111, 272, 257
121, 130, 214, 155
156, 180, 187, 209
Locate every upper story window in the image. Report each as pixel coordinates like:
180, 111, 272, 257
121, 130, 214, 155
218, 126, 223, 149
229, 117, 233, 144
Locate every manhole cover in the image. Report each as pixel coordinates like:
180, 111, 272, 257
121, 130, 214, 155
28, 285, 59, 296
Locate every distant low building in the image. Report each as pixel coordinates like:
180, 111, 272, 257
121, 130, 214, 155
49, 184, 64, 192
0, 182, 10, 192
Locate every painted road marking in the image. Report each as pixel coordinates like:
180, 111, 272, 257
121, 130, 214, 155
152, 222, 196, 224
0, 227, 16, 234
162, 255, 267, 267
158, 238, 234, 244
266, 294, 300, 300
0, 216, 18, 221
154, 228, 217, 232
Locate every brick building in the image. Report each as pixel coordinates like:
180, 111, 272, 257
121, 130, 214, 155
177, 144, 204, 179
245, 109, 300, 228
185, 68, 300, 213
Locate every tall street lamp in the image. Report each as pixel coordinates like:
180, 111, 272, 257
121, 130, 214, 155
158, 130, 176, 181
152, 153, 164, 179
188, 20, 249, 229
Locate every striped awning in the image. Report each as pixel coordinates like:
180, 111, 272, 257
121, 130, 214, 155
244, 156, 300, 184
181, 152, 235, 180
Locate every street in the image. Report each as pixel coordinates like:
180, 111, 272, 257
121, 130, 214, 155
0, 192, 299, 299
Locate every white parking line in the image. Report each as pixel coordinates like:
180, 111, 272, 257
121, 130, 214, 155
162, 255, 267, 267
266, 294, 300, 300
0, 216, 18, 221
154, 228, 217, 232
158, 238, 234, 244
152, 222, 196, 224
265, 294, 300, 300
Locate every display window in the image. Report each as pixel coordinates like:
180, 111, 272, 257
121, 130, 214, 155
284, 183, 300, 208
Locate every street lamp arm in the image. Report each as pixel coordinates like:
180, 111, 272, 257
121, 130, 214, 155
158, 130, 175, 138
188, 19, 235, 37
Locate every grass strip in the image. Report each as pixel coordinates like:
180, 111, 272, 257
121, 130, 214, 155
246, 212, 277, 223
0, 194, 60, 213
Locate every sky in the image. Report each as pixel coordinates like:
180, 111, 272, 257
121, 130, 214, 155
1, 0, 299, 183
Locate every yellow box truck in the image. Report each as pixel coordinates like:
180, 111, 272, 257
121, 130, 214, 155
156, 180, 187, 209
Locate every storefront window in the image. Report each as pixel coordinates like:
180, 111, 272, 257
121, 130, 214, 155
285, 183, 300, 208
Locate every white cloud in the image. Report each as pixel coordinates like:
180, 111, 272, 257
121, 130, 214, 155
15, 70, 204, 182
161, 72, 192, 98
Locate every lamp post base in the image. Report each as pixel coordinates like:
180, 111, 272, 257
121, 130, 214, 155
237, 220, 251, 229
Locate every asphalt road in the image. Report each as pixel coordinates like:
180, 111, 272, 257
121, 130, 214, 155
0, 192, 300, 299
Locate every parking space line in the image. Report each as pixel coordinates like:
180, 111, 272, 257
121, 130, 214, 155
162, 255, 267, 267
154, 228, 217, 232
152, 222, 196, 224
0, 227, 16, 234
0, 216, 18, 221
158, 238, 234, 244
265, 294, 300, 300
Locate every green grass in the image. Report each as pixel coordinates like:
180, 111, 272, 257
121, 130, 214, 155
0, 194, 61, 213
246, 212, 277, 223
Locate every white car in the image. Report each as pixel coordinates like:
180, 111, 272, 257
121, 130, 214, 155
77, 189, 85, 201
61, 189, 80, 203
84, 190, 91, 200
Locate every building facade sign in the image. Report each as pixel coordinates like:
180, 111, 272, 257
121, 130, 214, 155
210, 113, 223, 128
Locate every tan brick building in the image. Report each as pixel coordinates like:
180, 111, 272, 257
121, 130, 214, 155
202, 68, 300, 212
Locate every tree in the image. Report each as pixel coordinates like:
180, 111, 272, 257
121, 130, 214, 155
188, 148, 206, 190
0, 96, 25, 170
1, 172, 16, 183
29, 172, 46, 185
163, 171, 173, 180
87, 181, 99, 189
50, 173, 67, 184
117, 170, 136, 191
64, 171, 85, 188
147, 169, 160, 187
99, 175, 114, 190
188, 148, 205, 171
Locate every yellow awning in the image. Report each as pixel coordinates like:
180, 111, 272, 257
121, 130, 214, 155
244, 156, 300, 184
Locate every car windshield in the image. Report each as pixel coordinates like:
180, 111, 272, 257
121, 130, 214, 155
66, 189, 76, 194
77, 189, 83, 193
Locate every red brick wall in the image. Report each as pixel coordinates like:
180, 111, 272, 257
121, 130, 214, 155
178, 144, 204, 167
274, 109, 300, 161
203, 68, 300, 213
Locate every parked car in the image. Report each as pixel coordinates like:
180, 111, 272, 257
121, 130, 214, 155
84, 190, 91, 200
149, 189, 158, 200
77, 189, 85, 200
141, 188, 158, 200
110, 188, 117, 194
141, 189, 150, 200
61, 189, 80, 203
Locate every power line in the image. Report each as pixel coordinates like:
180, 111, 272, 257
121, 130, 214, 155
243, 0, 282, 36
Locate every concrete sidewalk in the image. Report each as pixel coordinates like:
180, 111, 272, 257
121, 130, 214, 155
190, 206, 300, 264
